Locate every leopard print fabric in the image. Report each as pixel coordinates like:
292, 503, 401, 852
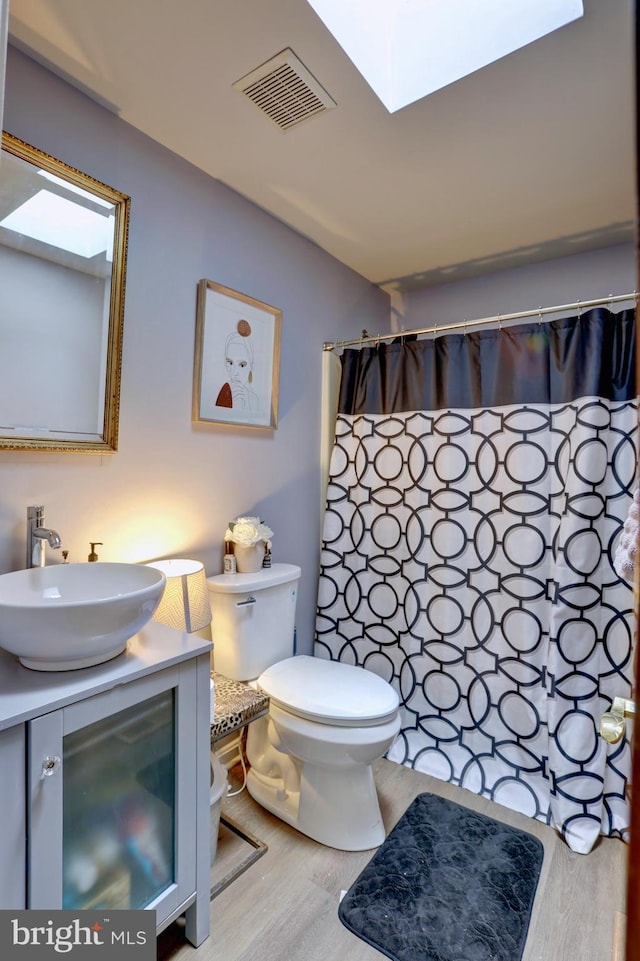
210, 671, 269, 742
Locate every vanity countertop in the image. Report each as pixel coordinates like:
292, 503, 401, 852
0, 621, 212, 730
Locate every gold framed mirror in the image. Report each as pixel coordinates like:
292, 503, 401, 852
0, 132, 130, 452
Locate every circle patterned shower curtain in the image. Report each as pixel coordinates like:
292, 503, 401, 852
315, 308, 637, 854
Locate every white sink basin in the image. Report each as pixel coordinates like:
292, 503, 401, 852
0, 562, 166, 671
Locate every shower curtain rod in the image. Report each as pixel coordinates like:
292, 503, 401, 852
322, 291, 637, 352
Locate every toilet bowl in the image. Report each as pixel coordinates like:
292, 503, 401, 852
247, 655, 400, 850
207, 564, 401, 850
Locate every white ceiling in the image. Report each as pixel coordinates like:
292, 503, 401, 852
6, 0, 636, 292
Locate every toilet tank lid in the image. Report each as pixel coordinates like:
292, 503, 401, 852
207, 563, 301, 594
258, 655, 400, 724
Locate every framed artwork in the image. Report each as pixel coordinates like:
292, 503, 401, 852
192, 279, 282, 429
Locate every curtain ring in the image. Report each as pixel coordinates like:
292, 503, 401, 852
576, 300, 582, 319
497, 313, 502, 332
538, 307, 543, 327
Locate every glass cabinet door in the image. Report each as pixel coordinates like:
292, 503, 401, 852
28, 660, 199, 925
62, 689, 175, 910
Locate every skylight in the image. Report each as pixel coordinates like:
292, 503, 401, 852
38, 170, 114, 209
0, 190, 112, 258
305, 0, 584, 112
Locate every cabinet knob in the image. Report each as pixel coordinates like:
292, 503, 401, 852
40, 755, 61, 779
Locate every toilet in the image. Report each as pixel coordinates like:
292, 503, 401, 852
207, 563, 400, 851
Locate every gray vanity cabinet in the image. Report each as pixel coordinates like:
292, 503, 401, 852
0, 724, 26, 908
0, 624, 212, 946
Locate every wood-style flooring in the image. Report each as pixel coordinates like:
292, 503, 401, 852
158, 757, 628, 961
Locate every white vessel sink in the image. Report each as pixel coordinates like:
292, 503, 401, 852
0, 562, 166, 671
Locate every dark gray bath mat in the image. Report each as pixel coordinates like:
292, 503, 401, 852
339, 792, 544, 961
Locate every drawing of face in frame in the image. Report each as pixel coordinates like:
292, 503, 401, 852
193, 280, 281, 430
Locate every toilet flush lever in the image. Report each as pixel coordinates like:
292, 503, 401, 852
236, 596, 256, 607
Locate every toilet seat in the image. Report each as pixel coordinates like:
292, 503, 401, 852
257, 655, 399, 727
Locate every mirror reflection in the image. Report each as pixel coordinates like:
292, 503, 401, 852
0, 132, 130, 452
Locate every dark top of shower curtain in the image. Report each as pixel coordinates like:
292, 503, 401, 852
338, 308, 636, 414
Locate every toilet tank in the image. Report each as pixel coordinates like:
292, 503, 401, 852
207, 563, 301, 681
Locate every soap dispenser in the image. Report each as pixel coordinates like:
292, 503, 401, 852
88, 541, 103, 562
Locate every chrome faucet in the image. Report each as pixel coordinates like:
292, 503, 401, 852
27, 505, 62, 568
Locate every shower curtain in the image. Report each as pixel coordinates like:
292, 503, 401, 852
315, 308, 637, 854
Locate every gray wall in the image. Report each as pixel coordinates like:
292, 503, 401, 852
392, 244, 636, 332
0, 47, 390, 653
0, 247, 106, 433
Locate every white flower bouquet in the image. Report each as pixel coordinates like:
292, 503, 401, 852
224, 516, 273, 549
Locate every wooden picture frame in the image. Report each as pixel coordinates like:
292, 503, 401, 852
192, 280, 281, 430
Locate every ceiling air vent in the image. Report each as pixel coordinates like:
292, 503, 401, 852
233, 48, 336, 131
